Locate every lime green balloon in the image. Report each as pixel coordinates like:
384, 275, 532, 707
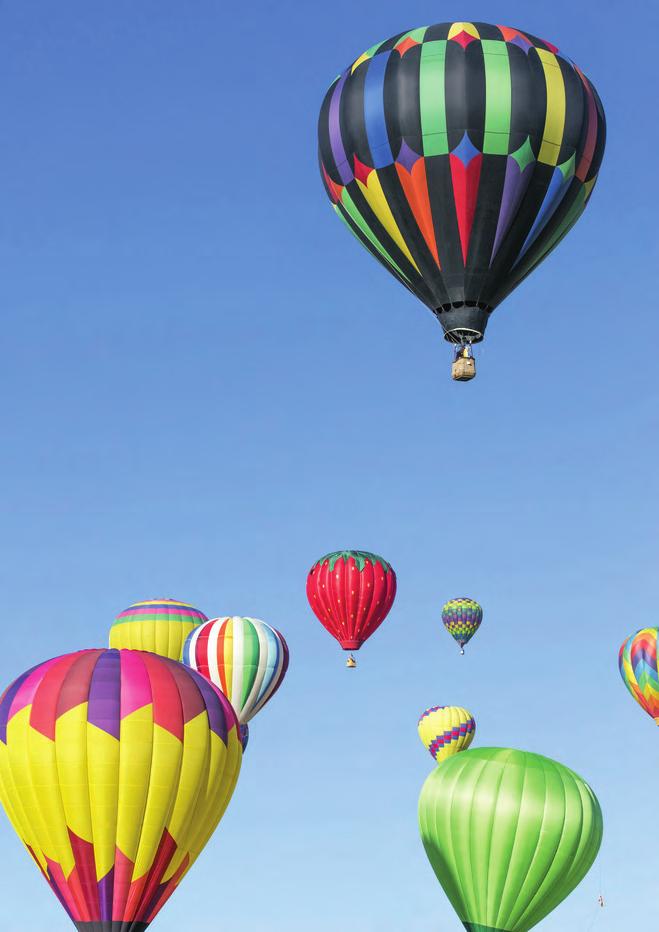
418, 748, 602, 932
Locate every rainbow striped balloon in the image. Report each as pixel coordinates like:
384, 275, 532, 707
0, 649, 242, 931
442, 597, 483, 653
109, 598, 208, 661
619, 627, 659, 724
418, 706, 476, 763
183, 617, 289, 724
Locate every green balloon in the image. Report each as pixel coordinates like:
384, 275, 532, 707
418, 748, 602, 932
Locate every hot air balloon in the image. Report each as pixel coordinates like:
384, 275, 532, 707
306, 550, 396, 667
418, 705, 475, 763
442, 597, 482, 654
0, 649, 242, 931
619, 627, 659, 724
182, 617, 289, 724
418, 747, 602, 931
109, 598, 207, 661
318, 22, 606, 380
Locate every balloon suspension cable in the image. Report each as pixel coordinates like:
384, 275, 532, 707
452, 336, 473, 355
585, 857, 605, 930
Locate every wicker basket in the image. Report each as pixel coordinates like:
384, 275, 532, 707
452, 355, 476, 381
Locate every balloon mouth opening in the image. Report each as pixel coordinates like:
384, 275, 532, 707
444, 327, 484, 344
436, 302, 491, 344
340, 640, 360, 650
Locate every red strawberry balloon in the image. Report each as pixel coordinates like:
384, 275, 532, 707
306, 550, 397, 667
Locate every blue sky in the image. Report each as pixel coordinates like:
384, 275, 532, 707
0, 1, 656, 929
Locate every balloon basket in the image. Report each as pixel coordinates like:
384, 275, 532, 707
346, 654, 357, 669
451, 354, 476, 382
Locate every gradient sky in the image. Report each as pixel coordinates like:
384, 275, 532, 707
0, 1, 656, 930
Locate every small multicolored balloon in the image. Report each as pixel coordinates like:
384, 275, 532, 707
109, 597, 207, 661
619, 627, 659, 724
306, 550, 397, 661
418, 706, 475, 763
442, 597, 482, 654
182, 616, 289, 724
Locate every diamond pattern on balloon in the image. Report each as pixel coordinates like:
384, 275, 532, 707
451, 132, 481, 168
451, 29, 477, 49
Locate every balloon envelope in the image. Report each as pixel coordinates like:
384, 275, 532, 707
306, 550, 396, 651
619, 627, 659, 724
318, 22, 606, 346
418, 747, 602, 931
417, 705, 475, 763
183, 616, 289, 724
442, 597, 482, 651
0, 649, 242, 931
109, 598, 207, 661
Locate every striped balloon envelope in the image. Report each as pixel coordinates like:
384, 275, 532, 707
418, 706, 476, 763
619, 627, 659, 724
182, 617, 289, 725
109, 598, 208, 661
0, 649, 242, 931
318, 22, 605, 354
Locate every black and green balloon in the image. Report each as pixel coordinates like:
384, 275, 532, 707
318, 22, 606, 350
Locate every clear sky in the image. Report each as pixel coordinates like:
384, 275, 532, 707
0, 1, 656, 930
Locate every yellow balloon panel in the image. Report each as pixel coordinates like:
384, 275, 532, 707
109, 598, 208, 661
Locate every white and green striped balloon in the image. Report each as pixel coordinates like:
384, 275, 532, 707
182, 616, 289, 724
